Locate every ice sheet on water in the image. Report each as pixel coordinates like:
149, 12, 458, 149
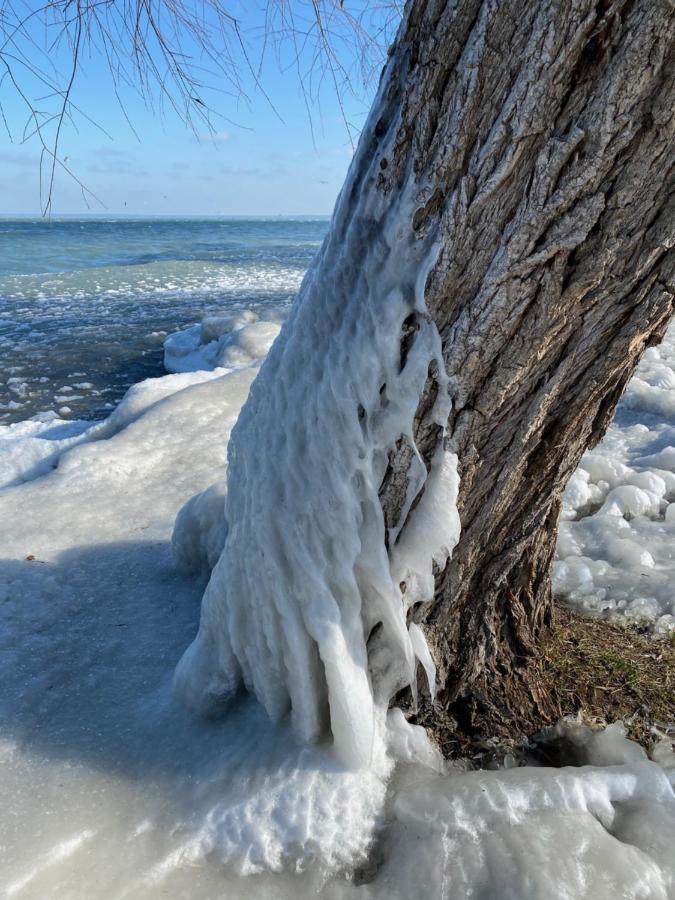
0, 308, 276, 489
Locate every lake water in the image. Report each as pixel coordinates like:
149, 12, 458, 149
0, 217, 328, 423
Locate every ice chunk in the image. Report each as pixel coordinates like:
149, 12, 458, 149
561, 469, 593, 519
163, 309, 281, 375
173, 483, 228, 578
385, 707, 444, 772
200, 309, 258, 344
635, 446, 675, 472
215, 320, 282, 369
598, 485, 660, 519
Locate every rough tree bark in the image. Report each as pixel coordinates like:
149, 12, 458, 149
178, 0, 674, 755
370, 0, 674, 740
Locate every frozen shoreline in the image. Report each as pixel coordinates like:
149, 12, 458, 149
5, 309, 673, 634
0, 311, 674, 897
0, 217, 322, 426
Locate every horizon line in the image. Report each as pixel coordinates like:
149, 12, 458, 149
0, 212, 333, 219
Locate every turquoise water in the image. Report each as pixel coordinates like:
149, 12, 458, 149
0, 217, 328, 423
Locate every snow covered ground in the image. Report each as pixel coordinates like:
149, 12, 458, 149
0, 312, 674, 898
556, 325, 675, 637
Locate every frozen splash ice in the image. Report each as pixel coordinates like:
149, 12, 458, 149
174, 60, 461, 769
173, 243, 459, 767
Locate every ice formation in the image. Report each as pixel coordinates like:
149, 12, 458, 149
1, 313, 674, 896
163, 310, 282, 374
555, 326, 675, 636
172, 482, 228, 578
174, 76, 461, 768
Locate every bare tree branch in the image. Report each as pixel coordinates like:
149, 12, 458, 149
0, 0, 401, 214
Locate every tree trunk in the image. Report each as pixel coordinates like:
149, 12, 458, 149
176, 0, 674, 759
373, 0, 675, 741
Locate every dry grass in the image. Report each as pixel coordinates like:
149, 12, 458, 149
419, 604, 675, 763
535, 605, 674, 750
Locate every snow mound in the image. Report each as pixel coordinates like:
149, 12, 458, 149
0, 414, 91, 487
555, 324, 675, 637
0, 369, 227, 490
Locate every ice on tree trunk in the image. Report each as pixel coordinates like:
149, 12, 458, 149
174, 62, 461, 768
175, 0, 674, 759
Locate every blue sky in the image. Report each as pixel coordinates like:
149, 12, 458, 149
0, 2, 394, 215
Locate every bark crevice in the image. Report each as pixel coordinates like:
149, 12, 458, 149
374, 0, 674, 740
